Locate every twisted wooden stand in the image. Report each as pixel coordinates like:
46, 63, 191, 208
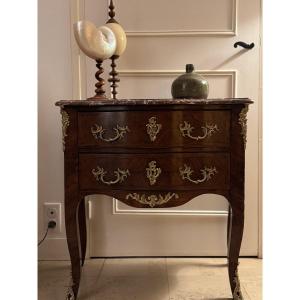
88, 0, 120, 100
88, 59, 108, 100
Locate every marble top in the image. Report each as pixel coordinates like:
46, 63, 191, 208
55, 98, 253, 107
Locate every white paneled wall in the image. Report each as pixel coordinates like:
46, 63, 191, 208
86, 0, 261, 257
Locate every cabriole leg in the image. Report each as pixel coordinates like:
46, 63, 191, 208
227, 201, 244, 300
65, 198, 81, 300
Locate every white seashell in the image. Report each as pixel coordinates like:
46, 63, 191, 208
105, 23, 127, 56
73, 21, 117, 60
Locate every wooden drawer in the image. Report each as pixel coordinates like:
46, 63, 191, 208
78, 110, 230, 148
79, 153, 230, 191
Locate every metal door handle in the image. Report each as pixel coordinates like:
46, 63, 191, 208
234, 41, 255, 49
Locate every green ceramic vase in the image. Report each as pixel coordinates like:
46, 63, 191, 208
171, 64, 209, 99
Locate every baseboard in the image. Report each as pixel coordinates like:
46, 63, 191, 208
38, 237, 257, 260
89, 249, 258, 257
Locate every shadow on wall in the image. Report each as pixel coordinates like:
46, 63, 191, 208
214, 49, 249, 70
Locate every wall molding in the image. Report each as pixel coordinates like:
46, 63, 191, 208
119, 69, 237, 98
125, 31, 236, 37
113, 0, 237, 36
113, 198, 229, 216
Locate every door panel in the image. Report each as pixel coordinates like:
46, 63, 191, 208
75, 0, 261, 257
115, 0, 236, 35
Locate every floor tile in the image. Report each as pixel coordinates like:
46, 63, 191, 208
82, 259, 105, 278
38, 260, 70, 279
168, 274, 233, 300
78, 258, 169, 300
38, 285, 71, 300
239, 258, 262, 280
101, 258, 166, 277
241, 280, 262, 300
167, 258, 226, 277
167, 259, 232, 300
78, 272, 169, 300
38, 258, 262, 300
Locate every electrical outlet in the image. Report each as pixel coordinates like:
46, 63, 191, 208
44, 203, 61, 234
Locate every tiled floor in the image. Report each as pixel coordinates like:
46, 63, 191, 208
38, 258, 262, 300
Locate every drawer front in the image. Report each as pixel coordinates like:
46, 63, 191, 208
78, 110, 230, 148
79, 153, 230, 191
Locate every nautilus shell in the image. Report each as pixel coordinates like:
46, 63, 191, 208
73, 21, 117, 60
105, 23, 127, 56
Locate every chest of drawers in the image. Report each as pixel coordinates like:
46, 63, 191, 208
56, 98, 252, 300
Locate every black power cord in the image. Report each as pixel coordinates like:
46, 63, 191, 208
38, 220, 57, 246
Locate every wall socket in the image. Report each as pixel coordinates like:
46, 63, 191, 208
44, 203, 61, 235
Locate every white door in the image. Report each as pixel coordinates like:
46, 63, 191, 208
71, 0, 262, 257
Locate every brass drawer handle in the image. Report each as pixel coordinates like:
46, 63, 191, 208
126, 192, 179, 208
179, 164, 217, 184
146, 161, 161, 185
146, 117, 162, 142
92, 166, 130, 185
91, 124, 130, 142
179, 121, 219, 140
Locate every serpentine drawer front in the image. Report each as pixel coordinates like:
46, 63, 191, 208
78, 110, 230, 148
79, 153, 230, 191
56, 98, 253, 300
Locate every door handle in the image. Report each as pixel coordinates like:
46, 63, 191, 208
234, 41, 255, 49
